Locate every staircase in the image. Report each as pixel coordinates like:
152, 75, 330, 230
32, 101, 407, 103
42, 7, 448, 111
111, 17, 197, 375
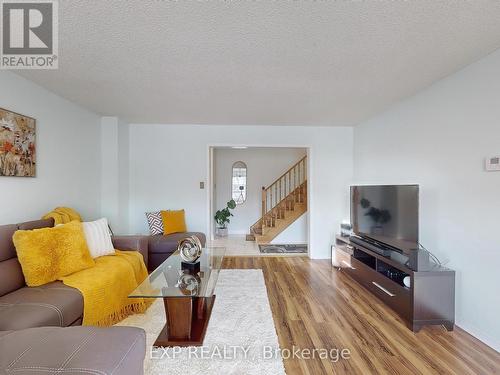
247, 155, 307, 244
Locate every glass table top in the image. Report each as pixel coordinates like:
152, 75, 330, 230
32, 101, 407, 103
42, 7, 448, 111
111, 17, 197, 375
129, 247, 226, 298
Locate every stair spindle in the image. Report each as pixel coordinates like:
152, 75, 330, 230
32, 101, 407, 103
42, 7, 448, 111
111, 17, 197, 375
261, 186, 266, 219
293, 166, 298, 189
288, 172, 291, 196
300, 159, 303, 183
280, 178, 282, 202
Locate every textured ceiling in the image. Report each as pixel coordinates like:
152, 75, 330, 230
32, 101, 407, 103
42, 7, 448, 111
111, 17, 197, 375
17, 1, 500, 126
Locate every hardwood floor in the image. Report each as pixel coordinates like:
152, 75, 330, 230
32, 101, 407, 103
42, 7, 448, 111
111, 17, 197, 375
222, 256, 500, 375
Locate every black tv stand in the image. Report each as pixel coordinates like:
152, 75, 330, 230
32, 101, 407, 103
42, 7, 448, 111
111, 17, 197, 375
342, 236, 455, 332
350, 236, 394, 256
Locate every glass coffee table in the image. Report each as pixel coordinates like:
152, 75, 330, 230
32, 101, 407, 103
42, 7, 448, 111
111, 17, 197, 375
129, 247, 225, 347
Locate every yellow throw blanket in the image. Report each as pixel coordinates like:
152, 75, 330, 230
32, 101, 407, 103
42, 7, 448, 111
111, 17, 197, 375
43, 207, 82, 225
59, 250, 152, 327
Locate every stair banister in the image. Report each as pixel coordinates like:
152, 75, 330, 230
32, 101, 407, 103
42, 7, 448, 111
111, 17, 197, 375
250, 155, 307, 240
261, 155, 306, 217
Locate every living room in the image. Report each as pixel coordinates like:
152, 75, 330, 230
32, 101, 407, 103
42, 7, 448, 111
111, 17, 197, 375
1, 1, 499, 374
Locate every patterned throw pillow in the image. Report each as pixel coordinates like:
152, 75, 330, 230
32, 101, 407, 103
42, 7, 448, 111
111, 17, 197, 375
146, 211, 163, 235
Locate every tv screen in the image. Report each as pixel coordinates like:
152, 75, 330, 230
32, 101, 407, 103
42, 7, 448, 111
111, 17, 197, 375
351, 185, 419, 252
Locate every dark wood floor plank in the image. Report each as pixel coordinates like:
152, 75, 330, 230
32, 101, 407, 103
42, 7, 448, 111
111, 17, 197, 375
222, 256, 500, 375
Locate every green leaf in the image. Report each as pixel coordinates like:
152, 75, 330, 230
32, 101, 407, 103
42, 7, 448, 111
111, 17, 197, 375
227, 200, 236, 209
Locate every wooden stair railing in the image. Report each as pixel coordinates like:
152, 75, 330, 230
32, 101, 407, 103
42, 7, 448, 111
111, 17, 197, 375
249, 155, 307, 240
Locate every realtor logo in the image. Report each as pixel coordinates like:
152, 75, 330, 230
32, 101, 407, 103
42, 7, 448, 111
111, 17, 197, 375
1, 0, 58, 69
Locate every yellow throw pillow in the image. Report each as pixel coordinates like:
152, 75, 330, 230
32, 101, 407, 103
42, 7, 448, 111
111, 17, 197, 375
13, 221, 95, 287
161, 210, 187, 235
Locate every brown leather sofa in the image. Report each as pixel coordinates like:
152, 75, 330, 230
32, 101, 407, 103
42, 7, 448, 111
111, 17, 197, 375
148, 232, 206, 271
0, 218, 149, 330
0, 326, 146, 375
0, 218, 148, 375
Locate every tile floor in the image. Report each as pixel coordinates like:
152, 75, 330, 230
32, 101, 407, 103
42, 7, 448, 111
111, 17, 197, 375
208, 234, 309, 257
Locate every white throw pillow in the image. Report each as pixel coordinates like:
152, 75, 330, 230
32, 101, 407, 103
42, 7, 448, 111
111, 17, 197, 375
82, 218, 115, 258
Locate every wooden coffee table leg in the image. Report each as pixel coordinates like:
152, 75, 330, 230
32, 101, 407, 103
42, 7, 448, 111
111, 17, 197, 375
165, 297, 192, 339
154, 295, 216, 347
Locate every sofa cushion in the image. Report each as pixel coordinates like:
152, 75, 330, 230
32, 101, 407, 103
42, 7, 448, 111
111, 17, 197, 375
17, 218, 55, 231
0, 326, 146, 375
0, 281, 83, 330
0, 258, 25, 297
0, 224, 24, 297
0, 224, 18, 262
13, 221, 95, 286
112, 235, 149, 266
0, 219, 54, 297
148, 232, 206, 254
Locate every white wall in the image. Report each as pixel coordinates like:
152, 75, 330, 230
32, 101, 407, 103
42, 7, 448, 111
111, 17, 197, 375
272, 213, 308, 244
0, 72, 101, 224
128, 124, 353, 259
117, 119, 130, 233
101, 116, 130, 233
100, 117, 119, 227
213, 147, 307, 241
353, 48, 500, 351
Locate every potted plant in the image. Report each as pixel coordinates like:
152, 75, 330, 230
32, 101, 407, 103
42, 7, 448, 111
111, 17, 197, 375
214, 199, 236, 237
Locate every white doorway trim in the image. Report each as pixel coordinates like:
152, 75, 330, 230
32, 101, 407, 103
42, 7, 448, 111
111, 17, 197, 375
206, 144, 312, 257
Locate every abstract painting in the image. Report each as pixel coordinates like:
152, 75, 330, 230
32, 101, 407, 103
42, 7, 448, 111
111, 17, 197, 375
0, 108, 36, 177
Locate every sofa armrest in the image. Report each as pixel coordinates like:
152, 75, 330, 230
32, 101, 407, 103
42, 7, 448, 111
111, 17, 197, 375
112, 236, 148, 266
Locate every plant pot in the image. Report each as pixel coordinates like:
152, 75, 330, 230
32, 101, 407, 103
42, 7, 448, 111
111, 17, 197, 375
216, 227, 228, 237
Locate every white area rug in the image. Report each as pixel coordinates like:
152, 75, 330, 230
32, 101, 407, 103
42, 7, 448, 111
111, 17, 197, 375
117, 270, 286, 375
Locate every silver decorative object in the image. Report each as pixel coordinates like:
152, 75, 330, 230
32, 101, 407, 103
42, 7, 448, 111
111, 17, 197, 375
176, 272, 201, 296
177, 235, 203, 263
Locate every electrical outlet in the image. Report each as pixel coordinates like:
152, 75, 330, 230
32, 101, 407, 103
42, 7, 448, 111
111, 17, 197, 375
200, 181, 205, 189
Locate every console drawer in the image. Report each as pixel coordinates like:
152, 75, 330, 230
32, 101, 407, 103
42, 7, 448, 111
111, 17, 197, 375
343, 257, 373, 288
347, 257, 412, 321
335, 247, 351, 268
367, 270, 411, 320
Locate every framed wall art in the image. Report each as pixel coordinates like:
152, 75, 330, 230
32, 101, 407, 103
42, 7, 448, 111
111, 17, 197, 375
0, 108, 36, 177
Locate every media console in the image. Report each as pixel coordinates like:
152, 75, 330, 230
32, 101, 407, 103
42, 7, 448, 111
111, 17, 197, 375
338, 236, 455, 332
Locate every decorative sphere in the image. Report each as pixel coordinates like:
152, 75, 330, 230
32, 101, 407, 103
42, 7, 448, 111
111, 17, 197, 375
178, 235, 203, 263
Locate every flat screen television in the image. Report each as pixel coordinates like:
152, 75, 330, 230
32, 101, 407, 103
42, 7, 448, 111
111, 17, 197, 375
351, 185, 419, 252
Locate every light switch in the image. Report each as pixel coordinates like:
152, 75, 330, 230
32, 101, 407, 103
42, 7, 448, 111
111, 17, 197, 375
200, 181, 205, 189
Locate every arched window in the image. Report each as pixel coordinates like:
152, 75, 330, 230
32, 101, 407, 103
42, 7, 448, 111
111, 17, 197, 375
232, 161, 247, 205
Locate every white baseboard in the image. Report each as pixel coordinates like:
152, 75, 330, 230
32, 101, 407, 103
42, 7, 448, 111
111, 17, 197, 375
456, 320, 500, 353
228, 230, 247, 235
268, 241, 307, 245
